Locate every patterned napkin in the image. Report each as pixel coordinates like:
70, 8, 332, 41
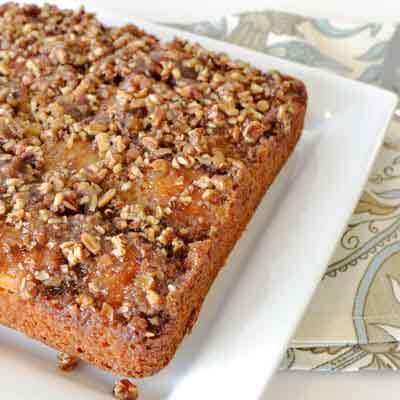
171, 12, 400, 371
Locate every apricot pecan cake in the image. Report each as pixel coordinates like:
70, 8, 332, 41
0, 3, 307, 377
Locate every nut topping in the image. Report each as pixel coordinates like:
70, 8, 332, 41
0, 3, 305, 338
81, 232, 101, 255
242, 121, 266, 143
98, 188, 117, 208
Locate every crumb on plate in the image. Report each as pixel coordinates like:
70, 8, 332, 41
57, 351, 79, 371
113, 379, 139, 400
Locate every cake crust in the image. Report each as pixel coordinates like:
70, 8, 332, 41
0, 3, 307, 377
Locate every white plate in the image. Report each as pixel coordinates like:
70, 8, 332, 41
0, 6, 397, 400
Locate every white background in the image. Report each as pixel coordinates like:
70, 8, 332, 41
116, 1, 400, 399
6, 1, 400, 399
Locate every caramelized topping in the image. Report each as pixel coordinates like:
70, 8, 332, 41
0, 3, 306, 337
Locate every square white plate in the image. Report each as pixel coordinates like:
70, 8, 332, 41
0, 5, 397, 400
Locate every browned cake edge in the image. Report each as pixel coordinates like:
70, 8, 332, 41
0, 102, 306, 378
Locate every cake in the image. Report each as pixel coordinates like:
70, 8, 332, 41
0, 3, 307, 377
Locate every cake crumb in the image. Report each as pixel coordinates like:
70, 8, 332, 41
113, 379, 139, 400
57, 352, 79, 371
